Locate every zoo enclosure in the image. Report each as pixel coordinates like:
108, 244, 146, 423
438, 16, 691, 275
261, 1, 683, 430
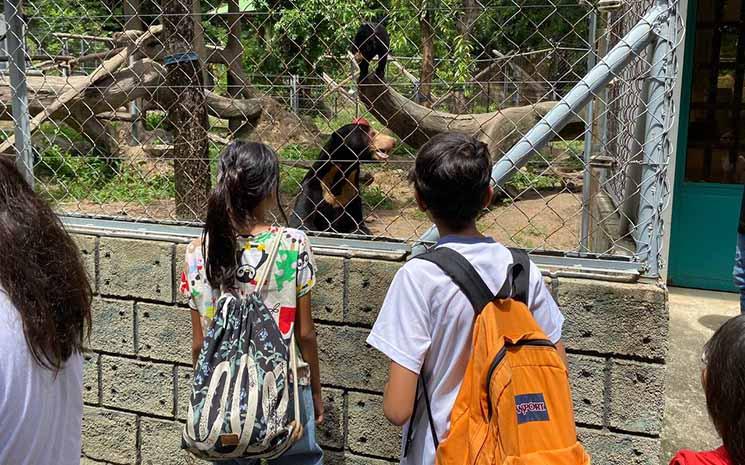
0, 0, 683, 277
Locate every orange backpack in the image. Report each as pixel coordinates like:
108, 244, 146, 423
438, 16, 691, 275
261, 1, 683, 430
408, 247, 590, 465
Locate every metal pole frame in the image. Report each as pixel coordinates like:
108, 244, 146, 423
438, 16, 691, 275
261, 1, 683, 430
580, 9, 599, 252
635, 0, 675, 276
411, 2, 674, 273
3, 0, 33, 187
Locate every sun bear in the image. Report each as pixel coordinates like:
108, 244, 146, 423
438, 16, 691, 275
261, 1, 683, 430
351, 21, 390, 80
289, 118, 396, 234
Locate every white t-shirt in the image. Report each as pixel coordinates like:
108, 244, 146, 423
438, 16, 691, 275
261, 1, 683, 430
367, 237, 565, 465
0, 290, 83, 465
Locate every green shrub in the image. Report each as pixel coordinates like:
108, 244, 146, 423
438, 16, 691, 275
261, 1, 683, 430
144, 112, 168, 132
506, 170, 561, 192
362, 185, 394, 210
38, 144, 173, 204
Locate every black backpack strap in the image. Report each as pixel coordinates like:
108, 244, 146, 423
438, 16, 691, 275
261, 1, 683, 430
496, 248, 531, 304
404, 376, 439, 456
405, 246, 491, 456
414, 246, 494, 314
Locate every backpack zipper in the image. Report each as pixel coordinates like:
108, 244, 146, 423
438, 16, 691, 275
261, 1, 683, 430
485, 339, 555, 418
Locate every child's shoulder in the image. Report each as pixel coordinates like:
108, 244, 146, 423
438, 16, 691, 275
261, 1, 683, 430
281, 227, 310, 241
186, 237, 204, 256
277, 227, 312, 248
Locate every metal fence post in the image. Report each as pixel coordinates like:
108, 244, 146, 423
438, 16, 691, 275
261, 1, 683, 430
635, 0, 673, 277
290, 74, 299, 113
580, 8, 599, 252
3, 0, 33, 187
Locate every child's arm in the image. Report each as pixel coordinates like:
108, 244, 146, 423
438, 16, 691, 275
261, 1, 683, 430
295, 292, 324, 424
383, 362, 418, 426
555, 341, 567, 366
191, 309, 204, 367
527, 260, 567, 366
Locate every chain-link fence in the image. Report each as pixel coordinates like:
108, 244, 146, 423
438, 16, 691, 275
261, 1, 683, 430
0, 0, 682, 274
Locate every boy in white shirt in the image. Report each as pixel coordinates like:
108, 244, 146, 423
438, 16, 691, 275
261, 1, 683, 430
367, 133, 566, 465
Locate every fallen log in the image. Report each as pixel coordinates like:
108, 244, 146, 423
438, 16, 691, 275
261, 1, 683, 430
0, 59, 262, 125
357, 71, 585, 159
0, 25, 161, 154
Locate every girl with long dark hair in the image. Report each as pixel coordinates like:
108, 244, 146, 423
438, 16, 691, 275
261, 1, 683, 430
0, 156, 92, 465
180, 141, 323, 465
670, 314, 745, 465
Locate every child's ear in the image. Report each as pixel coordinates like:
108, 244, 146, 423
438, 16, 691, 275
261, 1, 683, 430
701, 366, 708, 392
482, 185, 494, 208
414, 189, 427, 212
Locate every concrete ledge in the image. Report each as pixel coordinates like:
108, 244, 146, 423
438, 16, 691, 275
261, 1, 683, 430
73, 232, 668, 464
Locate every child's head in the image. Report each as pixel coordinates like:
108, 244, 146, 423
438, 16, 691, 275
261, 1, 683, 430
408, 133, 492, 232
203, 141, 285, 288
702, 314, 745, 463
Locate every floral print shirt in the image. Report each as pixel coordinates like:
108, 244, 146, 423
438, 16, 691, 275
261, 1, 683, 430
180, 227, 316, 385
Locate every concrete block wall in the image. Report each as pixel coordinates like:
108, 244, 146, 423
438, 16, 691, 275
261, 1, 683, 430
73, 233, 668, 465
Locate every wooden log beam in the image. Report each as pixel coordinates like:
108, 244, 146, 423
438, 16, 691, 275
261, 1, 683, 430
357, 71, 585, 158
0, 59, 263, 122
0, 25, 161, 154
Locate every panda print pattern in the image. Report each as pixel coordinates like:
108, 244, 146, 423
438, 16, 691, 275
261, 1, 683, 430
180, 226, 317, 385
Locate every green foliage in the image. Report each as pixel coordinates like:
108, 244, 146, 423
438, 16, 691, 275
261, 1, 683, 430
279, 143, 318, 161
506, 170, 561, 191
511, 225, 544, 248
388, 0, 475, 86
233, 0, 385, 81
362, 185, 394, 209
26, 0, 121, 56
550, 140, 585, 171
144, 112, 167, 132
40, 123, 84, 144
279, 166, 306, 196
38, 145, 174, 204
475, 0, 589, 55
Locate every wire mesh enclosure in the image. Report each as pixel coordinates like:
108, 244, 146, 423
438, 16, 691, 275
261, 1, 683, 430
0, 0, 683, 272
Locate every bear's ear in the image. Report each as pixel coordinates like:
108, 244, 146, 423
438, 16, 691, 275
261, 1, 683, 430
320, 132, 343, 160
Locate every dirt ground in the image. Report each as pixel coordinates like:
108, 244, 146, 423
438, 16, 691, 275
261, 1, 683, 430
60, 164, 582, 251
366, 191, 581, 250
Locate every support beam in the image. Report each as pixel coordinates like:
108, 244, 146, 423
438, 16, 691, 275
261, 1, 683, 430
411, 3, 670, 257
3, 0, 32, 186
635, 0, 674, 277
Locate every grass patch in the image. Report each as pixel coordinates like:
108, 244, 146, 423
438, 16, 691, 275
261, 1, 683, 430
278, 144, 317, 196
362, 185, 394, 210
40, 123, 85, 144
144, 112, 167, 132
38, 145, 174, 205
511, 225, 545, 249
506, 170, 562, 192
548, 140, 585, 171
279, 143, 317, 161
280, 166, 306, 196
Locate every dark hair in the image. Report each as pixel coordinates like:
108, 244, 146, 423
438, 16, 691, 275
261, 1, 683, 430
703, 314, 745, 464
203, 141, 287, 289
0, 156, 92, 372
408, 133, 492, 231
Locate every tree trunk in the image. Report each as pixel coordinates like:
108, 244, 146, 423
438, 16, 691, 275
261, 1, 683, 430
162, 0, 211, 220
451, 0, 479, 113
123, 0, 144, 145
226, 0, 256, 137
123, 0, 143, 31
0, 60, 263, 121
192, 0, 209, 85
419, 2, 435, 108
